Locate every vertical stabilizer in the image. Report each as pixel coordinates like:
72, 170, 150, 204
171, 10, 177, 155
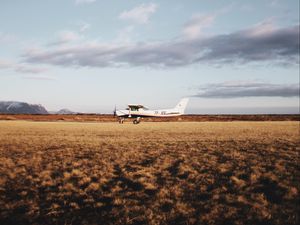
174, 98, 189, 114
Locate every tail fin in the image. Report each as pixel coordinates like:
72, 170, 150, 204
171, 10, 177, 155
174, 98, 189, 114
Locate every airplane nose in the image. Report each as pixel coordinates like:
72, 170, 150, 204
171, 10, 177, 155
116, 110, 125, 116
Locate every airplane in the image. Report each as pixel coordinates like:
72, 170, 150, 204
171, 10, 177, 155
115, 98, 189, 124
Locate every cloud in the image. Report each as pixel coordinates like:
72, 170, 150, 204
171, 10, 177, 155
23, 23, 299, 68
0, 32, 17, 43
182, 14, 215, 39
79, 22, 91, 33
269, 0, 281, 8
22, 75, 56, 80
119, 3, 158, 24
0, 58, 47, 74
193, 81, 300, 98
48, 30, 81, 46
57, 31, 80, 42
75, 0, 96, 5
116, 26, 135, 43
14, 64, 47, 74
0, 59, 11, 68
195, 22, 299, 65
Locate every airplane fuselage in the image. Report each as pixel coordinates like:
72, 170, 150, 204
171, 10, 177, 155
115, 98, 189, 123
116, 108, 182, 118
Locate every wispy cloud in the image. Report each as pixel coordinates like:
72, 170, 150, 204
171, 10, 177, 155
0, 58, 47, 74
116, 26, 135, 43
14, 64, 47, 74
22, 75, 56, 81
48, 30, 82, 46
0, 32, 17, 43
119, 3, 158, 24
269, 0, 281, 8
0, 59, 11, 68
75, 0, 96, 5
79, 22, 91, 33
182, 14, 216, 39
193, 81, 300, 98
22, 22, 299, 68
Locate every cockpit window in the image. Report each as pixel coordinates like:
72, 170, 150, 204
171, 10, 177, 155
129, 106, 139, 111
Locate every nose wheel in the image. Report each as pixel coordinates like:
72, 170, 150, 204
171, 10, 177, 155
133, 117, 141, 124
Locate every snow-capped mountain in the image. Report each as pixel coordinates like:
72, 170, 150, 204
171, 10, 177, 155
0, 101, 48, 114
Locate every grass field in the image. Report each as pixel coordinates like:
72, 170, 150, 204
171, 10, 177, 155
0, 121, 299, 225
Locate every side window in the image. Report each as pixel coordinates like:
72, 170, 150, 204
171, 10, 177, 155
130, 107, 138, 111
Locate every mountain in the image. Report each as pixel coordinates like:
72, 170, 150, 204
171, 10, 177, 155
0, 101, 48, 114
56, 108, 77, 114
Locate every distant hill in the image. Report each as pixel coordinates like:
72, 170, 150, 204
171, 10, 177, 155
0, 101, 48, 114
55, 109, 77, 114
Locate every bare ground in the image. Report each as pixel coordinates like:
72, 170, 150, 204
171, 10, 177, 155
0, 121, 299, 225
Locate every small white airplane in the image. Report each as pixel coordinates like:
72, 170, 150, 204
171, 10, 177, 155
115, 98, 189, 124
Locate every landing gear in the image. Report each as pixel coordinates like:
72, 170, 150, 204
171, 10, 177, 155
118, 117, 141, 124
133, 117, 141, 124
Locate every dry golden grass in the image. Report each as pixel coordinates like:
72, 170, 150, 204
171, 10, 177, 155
0, 121, 299, 225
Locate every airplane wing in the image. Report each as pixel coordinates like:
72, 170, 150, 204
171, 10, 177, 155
128, 104, 149, 110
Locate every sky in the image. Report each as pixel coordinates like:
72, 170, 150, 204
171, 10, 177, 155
0, 0, 299, 114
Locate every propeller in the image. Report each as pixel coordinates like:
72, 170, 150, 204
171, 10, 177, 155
113, 105, 117, 116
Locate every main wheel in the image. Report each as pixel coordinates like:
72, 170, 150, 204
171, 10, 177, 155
133, 119, 139, 124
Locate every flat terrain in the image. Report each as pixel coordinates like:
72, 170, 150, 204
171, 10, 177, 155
0, 121, 299, 225
0, 114, 299, 122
